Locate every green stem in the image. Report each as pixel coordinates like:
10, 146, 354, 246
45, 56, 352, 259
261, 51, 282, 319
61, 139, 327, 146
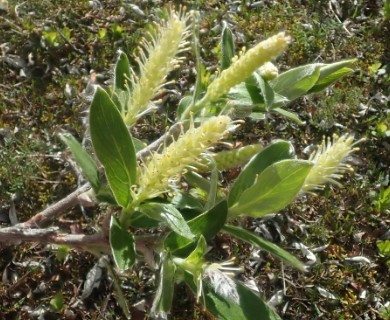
120, 202, 139, 226
102, 257, 131, 319
180, 94, 210, 120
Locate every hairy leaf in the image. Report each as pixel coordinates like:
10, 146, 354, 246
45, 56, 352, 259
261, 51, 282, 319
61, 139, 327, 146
229, 141, 295, 206
308, 59, 356, 93
270, 64, 320, 100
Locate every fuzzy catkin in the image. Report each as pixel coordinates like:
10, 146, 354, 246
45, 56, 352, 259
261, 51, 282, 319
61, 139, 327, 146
125, 12, 189, 125
258, 62, 279, 81
205, 32, 290, 102
136, 116, 231, 200
302, 134, 359, 192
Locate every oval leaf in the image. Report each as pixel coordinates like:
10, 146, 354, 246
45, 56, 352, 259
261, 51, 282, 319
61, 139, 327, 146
139, 203, 195, 240
229, 160, 312, 217
109, 216, 136, 271
59, 132, 100, 192
308, 59, 356, 93
90, 87, 136, 207
229, 141, 295, 206
270, 64, 321, 100
223, 225, 305, 271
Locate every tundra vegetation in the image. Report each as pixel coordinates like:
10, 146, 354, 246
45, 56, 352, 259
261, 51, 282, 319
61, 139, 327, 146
0, 1, 389, 319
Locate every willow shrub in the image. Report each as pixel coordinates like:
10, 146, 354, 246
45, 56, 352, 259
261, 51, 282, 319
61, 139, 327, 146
60, 10, 361, 319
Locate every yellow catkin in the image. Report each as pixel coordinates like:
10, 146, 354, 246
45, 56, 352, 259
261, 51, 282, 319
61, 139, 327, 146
302, 134, 361, 192
136, 116, 232, 200
258, 61, 279, 80
205, 32, 290, 102
125, 11, 190, 125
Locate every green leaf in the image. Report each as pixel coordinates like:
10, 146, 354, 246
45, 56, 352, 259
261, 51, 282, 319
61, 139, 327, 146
178, 237, 208, 300
272, 107, 304, 125
248, 112, 266, 120
164, 200, 228, 252
184, 171, 211, 193
223, 225, 305, 271
220, 23, 235, 70
308, 59, 356, 94
54, 245, 70, 262
171, 192, 204, 212
177, 95, 193, 119
90, 87, 137, 207
139, 203, 195, 240
377, 240, 390, 257
109, 216, 136, 271
205, 159, 219, 211
206, 280, 281, 320
270, 64, 321, 100
114, 51, 131, 92
128, 210, 160, 228
112, 51, 131, 113
59, 132, 100, 192
254, 73, 274, 110
184, 235, 208, 267
192, 24, 206, 105
184, 273, 281, 320
50, 292, 65, 312
229, 141, 295, 206
245, 76, 266, 105
132, 137, 147, 153
267, 92, 289, 110
152, 253, 176, 317
95, 184, 117, 204
226, 82, 265, 116
229, 159, 312, 217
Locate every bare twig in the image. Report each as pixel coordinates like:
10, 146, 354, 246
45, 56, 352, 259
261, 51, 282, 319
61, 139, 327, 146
136, 121, 183, 160
0, 225, 162, 260
21, 183, 91, 228
0, 226, 109, 251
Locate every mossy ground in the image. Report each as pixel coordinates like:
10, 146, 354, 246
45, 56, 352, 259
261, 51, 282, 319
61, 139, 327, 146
1, 0, 389, 319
